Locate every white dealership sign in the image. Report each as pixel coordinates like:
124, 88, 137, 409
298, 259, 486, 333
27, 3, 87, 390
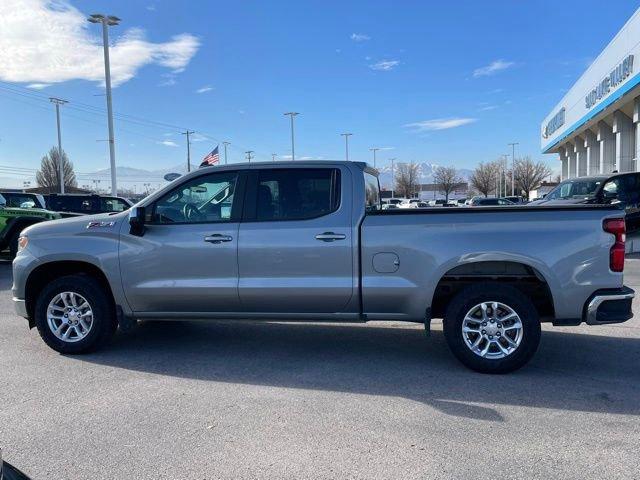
541, 8, 640, 152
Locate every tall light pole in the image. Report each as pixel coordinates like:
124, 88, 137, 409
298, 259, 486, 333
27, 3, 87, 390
271, 153, 277, 162
369, 147, 380, 168
182, 130, 194, 172
508, 142, 519, 196
88, 13, 120, 195
341, 133, 352, 161
245, 150, 254, 162
222, 141, 230, 165
284, 112, 299, 160
49, 97, 67, 193
389, 158, 396, 197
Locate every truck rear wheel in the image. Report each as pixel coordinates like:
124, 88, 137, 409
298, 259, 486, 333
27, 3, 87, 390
34, 274, 117, 354
443, 283, 541, 374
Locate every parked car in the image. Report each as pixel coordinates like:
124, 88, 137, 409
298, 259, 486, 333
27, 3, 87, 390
528, 172, 639, 233
469, 197, 515, 206
504, 196, 527, 205
44, 194, 133, 216
457, 199, 468, 206
0, 193, 60, 257
13, 161, 634, 373
428, 199, 448, 207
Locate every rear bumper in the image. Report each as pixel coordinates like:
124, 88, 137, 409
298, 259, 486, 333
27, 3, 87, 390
584, 286, 635, 325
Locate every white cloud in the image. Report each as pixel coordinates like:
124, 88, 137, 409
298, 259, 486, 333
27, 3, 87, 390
350, 33, 370, 42
0, 0, 200, 87
473, 60, 515, 77
158, 140, 179, 147
369, 60, 400, 71
190, 133, 207, 142
404, 118, 477, 132
26, 83, 50, 89
196, 85, 214, 94
146, 5, 156, 11
478, 105, 497, 111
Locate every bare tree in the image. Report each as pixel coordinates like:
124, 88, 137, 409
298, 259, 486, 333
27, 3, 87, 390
433, 166, 464, 202
394, 162, 420, 198
36, 147, 77, 191
513, 156, 552, 200
470, 162, 498, 197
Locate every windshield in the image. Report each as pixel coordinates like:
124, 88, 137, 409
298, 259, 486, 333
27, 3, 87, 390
546, 179, 603, 200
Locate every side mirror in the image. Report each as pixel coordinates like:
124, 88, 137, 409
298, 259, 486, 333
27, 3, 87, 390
128, 206, 146, 236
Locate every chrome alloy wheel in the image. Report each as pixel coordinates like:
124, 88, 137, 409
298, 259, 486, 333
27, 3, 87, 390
461, 301, 523, 359
47, 292, 94, 343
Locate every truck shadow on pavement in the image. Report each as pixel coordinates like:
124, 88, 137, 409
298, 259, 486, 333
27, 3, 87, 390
74, 319, 640, 422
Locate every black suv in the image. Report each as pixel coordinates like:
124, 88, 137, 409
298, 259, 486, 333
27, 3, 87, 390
530, 172, 640, 233
44, 194, 132, 215
0, 191, 47, 209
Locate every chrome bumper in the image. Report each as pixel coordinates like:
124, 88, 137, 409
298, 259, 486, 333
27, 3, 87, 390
585, 287, 635, 325
13, 297, 28, 318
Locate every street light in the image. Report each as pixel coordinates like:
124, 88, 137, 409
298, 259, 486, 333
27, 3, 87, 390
88, 13, 121, 196
222, 141, 230, 165
389, 158, 396, 197
369, 147, 380, 168
341, 133, 352, 161
49, 97, 67, 193
284, 112, 299, 160
508, 142, 519, 196
245, 150, 255, 162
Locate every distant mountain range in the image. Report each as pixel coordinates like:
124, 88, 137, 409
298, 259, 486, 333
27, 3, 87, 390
88, 162, 474, 190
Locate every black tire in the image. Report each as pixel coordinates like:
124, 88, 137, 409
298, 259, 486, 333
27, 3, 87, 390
443, 283, 541, 374
8, 230, 19, 258
35, 274, 117, 354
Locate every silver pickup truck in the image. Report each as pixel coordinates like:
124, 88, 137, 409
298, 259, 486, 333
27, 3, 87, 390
12, 161, 635, 373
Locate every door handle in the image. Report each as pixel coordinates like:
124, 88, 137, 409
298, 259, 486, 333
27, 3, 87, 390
315, 232, 346, 242
204, 234, 233, 244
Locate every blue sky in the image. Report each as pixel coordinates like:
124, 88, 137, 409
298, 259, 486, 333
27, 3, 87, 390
0, 0, 639, 188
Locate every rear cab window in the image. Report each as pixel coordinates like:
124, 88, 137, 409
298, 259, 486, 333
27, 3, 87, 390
364, 171, 381, 212
252, 168, 340, 221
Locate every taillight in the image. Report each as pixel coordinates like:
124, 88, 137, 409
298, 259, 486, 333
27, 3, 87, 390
603, 218, 626, 272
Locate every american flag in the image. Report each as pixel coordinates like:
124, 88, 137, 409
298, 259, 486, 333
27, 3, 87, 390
200, 146, 220, 167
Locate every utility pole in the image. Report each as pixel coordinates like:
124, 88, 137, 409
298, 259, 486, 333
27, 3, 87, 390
389, 158, 396, 197
88, 13, 121, 195
369, 147, 380, 168
341, 133, 352, 161
245, 150, 254, 162
182, 130, 195, 172
271, 153, 277, 162
508, 142, 519, 196
222, 141, 230, 164
49, 97, 67, 193
284, 112, 299, 160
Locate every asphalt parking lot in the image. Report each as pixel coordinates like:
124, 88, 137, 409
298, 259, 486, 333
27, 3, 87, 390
1, 258, 639, 480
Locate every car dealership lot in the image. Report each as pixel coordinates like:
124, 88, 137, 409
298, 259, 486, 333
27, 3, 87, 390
1, 258, 639, 480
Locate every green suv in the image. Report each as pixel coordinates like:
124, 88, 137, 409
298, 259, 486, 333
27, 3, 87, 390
0, 193, 61, 257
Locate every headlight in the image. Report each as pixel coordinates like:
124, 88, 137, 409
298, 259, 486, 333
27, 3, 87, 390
17, 235, 28, 252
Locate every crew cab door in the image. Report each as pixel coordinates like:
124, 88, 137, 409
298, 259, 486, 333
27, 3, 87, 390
119, 170, 245, 313
237, 166, 354, 313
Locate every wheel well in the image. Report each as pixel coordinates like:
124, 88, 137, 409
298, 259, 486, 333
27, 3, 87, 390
25, 261, 115, 319
1, 218, 43, 249
431, 261, 555, 321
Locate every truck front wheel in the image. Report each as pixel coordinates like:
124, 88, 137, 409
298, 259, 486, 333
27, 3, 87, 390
34, 275, 117, 354
443, 283, 541, 374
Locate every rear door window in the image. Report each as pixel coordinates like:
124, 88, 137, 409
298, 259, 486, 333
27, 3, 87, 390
254, 169, 340, 221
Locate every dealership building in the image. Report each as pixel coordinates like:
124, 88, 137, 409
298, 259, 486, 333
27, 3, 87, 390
541, 8, 640, 179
